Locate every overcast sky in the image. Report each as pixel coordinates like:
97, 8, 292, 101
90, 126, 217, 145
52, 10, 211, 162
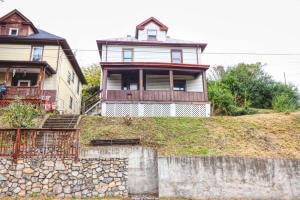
1, 0, 299, 87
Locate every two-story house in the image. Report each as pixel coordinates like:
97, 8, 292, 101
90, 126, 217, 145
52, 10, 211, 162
96, 17, 210, 117
0, 9, 86, 114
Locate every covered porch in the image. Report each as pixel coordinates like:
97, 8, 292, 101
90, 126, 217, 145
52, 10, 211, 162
101, 62, 209, 103
100, 62, 210, 117
0, 60, 56, 108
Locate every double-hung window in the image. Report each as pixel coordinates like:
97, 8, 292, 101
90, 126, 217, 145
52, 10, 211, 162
171, 50, 183, 63
9, 28, 18, 36
123, 49, 133, 62
147, 29, 157, 40
31, 46, 43, 61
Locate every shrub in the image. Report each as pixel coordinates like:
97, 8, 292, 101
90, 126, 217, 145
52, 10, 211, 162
272, 94, 297, 112
0, 98, 40, 128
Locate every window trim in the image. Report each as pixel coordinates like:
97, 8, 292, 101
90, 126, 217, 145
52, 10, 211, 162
122, 48, 134, 62
31, 46, 44, 61
171, 49, 183, 63
9, 28, 18, 36
173, 80, 186, 91
147, 29, 157, 40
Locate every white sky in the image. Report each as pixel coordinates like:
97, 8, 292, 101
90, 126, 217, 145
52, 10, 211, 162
1, 0, 300, 88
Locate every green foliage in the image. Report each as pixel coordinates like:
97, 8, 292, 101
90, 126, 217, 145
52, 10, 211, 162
0, 98, 40, 128
208, 62, 299, 115
273, 94, 298, 112
82, 64, 101, 101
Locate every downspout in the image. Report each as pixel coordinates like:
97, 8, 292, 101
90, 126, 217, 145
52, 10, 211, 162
196, 45, 199, 64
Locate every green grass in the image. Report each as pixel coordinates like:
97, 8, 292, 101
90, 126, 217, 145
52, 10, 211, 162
78, 111, 300, 159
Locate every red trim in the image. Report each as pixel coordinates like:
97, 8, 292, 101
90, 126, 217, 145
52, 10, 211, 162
100, 62, 209, 70
136, 17, 168, 38
136, 17, 168, 30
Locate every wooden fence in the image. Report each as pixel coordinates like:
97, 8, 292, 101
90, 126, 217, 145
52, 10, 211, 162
0, 128, 80, 163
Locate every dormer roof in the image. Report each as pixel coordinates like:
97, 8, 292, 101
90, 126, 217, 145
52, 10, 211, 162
0, 9, 39, 34
135, 17, 168, 38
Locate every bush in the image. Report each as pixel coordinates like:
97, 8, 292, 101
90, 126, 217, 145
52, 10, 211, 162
0, 98, 40, 128
272, 94, 297, 112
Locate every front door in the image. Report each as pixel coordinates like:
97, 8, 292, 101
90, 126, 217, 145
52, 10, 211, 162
18, 80, 31, 87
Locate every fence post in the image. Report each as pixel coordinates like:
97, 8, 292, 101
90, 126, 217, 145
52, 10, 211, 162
13, 128, 21, 163
74, 129, 80, 162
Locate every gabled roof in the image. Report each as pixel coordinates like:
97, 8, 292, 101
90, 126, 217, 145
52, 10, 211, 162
0, 9, 39, 33
135, 17, 168, 38
0, 10, 87, 84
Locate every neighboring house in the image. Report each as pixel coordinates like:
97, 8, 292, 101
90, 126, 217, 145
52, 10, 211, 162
96, 17, 210, 117
0, 9, 86, 114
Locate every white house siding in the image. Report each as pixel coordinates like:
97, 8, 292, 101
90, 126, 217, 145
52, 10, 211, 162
104, 45, 200, 64
137, 22, 167, 41
146, 75, 170, 91
186, 74, 203, 92
107, 74, 122, 90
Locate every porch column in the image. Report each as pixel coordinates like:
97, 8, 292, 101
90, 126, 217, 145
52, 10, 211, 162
169, 70, 174, 101
202, 71, 208, 101
4, 67, 10, 86
102, 68, 108, 100
38, 67, 45, 99
139, 69, 143, 101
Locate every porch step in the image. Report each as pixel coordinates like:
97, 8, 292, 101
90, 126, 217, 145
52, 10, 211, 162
42, 115, 80, 128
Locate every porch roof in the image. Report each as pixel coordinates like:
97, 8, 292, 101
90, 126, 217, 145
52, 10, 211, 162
100, 62, 209, 72
0, 60, 56, 75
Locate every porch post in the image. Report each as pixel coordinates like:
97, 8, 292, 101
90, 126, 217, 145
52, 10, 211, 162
169, 70, 174, 101
102, 68, 108, 100
202, 71, 208, 101
139, 69, 143, 101
38, 67, 45, 99
4, 67, 10, 86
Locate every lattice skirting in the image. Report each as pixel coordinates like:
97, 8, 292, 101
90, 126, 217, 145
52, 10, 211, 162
102, 103, 210, 117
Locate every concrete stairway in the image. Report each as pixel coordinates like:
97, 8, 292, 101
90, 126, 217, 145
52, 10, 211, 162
42, 114, 80, 128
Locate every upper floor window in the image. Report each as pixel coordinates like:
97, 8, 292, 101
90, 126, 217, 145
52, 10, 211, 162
123, 49, 133, 62
9, 28, 18, 36
67, 71, 71, 84
147, 29, 157, 40
171, 50, 183, 63
77, 79, 80, 94
72, 72, 75, 83
31, 46, 43, 61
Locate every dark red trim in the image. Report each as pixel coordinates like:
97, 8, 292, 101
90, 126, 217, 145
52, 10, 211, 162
100, 62, 209, 69
0, 60, 56, 75
135, 17, 168, 38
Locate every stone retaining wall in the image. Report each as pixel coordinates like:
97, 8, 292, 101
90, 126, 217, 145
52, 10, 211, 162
0, 158, 128, 198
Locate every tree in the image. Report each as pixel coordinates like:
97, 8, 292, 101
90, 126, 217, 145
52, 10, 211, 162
82, 64, 101, 101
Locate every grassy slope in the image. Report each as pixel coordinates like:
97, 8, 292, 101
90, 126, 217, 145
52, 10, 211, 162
78, 110, 300, 159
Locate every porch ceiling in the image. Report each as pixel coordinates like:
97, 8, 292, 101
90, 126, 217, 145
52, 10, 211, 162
0, 60, 56, 75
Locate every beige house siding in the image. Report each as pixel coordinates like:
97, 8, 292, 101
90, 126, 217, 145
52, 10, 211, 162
55, 50, 82, 114
0, 43, 83, 114
0, 44, 31, 60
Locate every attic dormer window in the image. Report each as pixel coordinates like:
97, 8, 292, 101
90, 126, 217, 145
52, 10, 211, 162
147, 29, 157, 40
9, 28, 18, 36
